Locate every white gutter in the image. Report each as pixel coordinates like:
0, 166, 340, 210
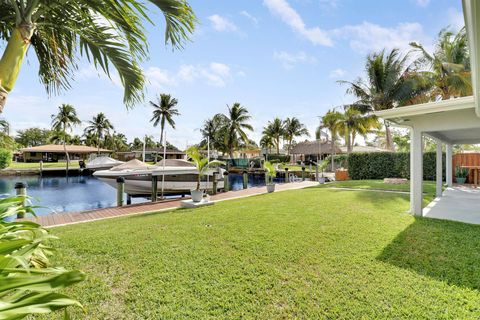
374, 96, 474, 120
463, 0, 480, 117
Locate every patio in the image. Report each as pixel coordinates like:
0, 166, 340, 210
423, 186, 480, 225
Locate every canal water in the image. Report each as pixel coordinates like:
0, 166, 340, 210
0, 173, 277, 216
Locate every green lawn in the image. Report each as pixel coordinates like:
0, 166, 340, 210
42, 188, 480, 319
6, 161, 80, 169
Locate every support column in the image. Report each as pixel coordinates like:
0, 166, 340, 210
436, 140, 443, 198
446, 144, 453, 187
410, 128, 423, 216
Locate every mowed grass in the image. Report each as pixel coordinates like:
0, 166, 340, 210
43, 188, 480, 319
321, 179, 437, 197
6, 161, 80, 169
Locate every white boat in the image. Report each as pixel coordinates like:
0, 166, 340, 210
86, 156, 124, 171
93, 159, 225, 196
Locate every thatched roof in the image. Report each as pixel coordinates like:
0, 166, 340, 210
21, 144, 110, 153
291, 141, 342, 155
339, 146, 390, 153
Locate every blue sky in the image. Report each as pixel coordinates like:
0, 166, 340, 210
4, 0, 464, 149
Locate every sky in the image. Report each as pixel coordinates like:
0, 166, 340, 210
3, 0, 465, 149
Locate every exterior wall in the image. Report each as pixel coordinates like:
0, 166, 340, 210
24, 152, 92, 162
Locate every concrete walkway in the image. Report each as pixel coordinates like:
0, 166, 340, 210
25, 181, 318, 228
424, 187, 480, 225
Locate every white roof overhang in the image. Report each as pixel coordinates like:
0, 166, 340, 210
463, 0, 480, 116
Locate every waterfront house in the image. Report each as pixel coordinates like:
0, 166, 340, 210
116, 149, 186, 162
20, 144, 111, 162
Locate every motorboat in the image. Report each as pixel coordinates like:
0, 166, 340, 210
86, 156, 124, 171
93, 159, 225, 196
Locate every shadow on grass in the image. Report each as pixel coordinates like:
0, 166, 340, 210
377, 217, 480, 290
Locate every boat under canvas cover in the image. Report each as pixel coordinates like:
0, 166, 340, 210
86, 156, 124, 170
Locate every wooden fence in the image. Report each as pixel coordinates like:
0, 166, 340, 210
452, 153, 480, 183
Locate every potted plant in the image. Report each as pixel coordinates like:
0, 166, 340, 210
455, 165, 469, 184
264, 161, 276, 193
187, 146, 224, 202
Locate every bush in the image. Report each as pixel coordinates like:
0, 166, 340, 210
266, 154, 290, 163
0, 148, 12, 169
348, 152, 445, 181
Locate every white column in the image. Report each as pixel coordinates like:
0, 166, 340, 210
446, 144, 453, 187
410, 128, 423, 216
436, 140, 443, 198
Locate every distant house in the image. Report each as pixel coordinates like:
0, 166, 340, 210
20, 144, 110, 162
233, 148, 262, 159
290, 140, 342, 163
116, 149, 186, 162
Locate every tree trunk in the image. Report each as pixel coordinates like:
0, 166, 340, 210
331, 139, 335, 171
97, 133, 100, 155
346, 129, 352, 155
384, 120, 395, 151
276, 138, 280, 155
0, 26, 35, 112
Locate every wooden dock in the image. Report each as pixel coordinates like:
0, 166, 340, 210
23, 181, 318, 228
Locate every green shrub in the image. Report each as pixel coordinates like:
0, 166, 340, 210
0, 148, 12, 169
348, 152, 445, 181
266, 154, 290, 163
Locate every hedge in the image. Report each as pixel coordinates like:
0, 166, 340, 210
265, 154, 290, 163
348, 152, 445, 181
0, 148, 12, 169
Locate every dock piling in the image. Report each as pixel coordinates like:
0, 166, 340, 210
302, 166, 305, 181
212, 173, 218, 195
116, 177, 125, 207
285, 168, 289, 183
151, 175, 158, 202
14, 182, 27, 219
243, 171, 248, 189
223, 171, 229, 192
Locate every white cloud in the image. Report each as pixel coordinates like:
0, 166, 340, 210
145, 63, 234, 89
329, 68, 346, 79
263, 0, 333, 46
208, 14, 238, 32
414, 0, 430, 7
240, 11, 259, 26
273, 51, 317, 69
77, 65, 122, 87
333, 21, 431, 54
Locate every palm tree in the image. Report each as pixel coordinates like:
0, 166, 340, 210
84, 113, 114, 154
263, 118, 285, 155
0, 1, 196, 113
260, 134, 275, 161
200, 114, 227, 151
0, 119, 9, 135
186, 146, 224, 191
335, 106, 379, 155
410, 27, 471, 100
150, 94, 180, 149
51, 104, 81, 171
322, 110, 342, 170
283, 117, 309, 155
219, 103, 253, 159
339, 49, 430, 151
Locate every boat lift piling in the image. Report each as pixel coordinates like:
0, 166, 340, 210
151, 175, 158, 202
116, 177, 125, 207
223, 171, 229, 192
14, 182, 27, 219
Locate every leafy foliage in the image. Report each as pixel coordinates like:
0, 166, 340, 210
0, 0, 197, 108
0, 196, 84, 319
0, 148, 12, 169
348, 152, 445, 181
150, 94, 180, 147
263, 161, 276, 181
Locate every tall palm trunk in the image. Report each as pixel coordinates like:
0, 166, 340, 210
97, 132, 100, 155
330, 138, 335, 171
0, 26, 35, 112
276, 137, 280, 155
63, 126, 70, 173
157, 123, 165, 163
345, 129, 352, 155
384, 120, 394, 151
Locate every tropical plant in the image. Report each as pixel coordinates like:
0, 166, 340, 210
283, 117, 309, 155
186, 146, 224, 190
336, 105, 380, 154
51, 104, 81, 170
0, 0, 196, 112
455, 165, 469, 179
200, 114, 228, 152
411, 27, 471, 100
104, 132, 129, 152
84, 113, 114, 154
0, 195, 85, 319
263, 161, 276, 184
260, 134, 275, 160
263, 118, 285, 155
339, 49, 430, 151
321, 110, 342, 170
0, 119, 9, 134
150, 94, 180, 149
217, 103, 253, 158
